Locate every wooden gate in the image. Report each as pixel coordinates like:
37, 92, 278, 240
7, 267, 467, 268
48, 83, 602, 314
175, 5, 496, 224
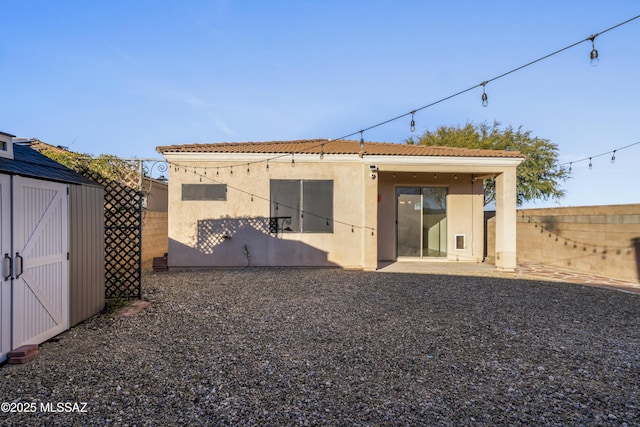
0, 176, 69, 361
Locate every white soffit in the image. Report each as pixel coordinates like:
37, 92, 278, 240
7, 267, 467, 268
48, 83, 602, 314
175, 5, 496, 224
162, 152, 524, 167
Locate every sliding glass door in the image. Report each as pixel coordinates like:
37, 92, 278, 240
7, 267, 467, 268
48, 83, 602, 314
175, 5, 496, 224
397, 187, 447, 258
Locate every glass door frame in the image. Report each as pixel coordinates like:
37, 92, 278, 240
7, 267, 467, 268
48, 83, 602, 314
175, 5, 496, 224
396, 186, 448, 259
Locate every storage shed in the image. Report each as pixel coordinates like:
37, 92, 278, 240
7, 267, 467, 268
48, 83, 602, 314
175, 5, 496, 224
0, 131, 104, 363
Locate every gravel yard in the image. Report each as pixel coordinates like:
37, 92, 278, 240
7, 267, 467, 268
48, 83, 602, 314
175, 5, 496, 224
1, 268, 639, 426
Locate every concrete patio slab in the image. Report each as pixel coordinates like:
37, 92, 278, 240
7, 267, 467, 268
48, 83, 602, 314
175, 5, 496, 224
377, 260, 640, 294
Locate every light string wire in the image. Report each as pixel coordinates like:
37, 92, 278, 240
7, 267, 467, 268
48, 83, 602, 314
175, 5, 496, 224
560, 140, 640, 170
331, 14, 640, 140
164, 14, 640, 173
518, 210, 635, 254
160, 15, 639, 238
169, 160, 376, 235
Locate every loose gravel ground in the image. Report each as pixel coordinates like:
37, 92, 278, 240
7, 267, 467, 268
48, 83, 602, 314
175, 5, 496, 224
1, 268, 639, 426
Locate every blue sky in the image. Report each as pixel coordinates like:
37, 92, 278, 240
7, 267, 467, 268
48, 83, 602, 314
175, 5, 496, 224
2, 1, 639, 208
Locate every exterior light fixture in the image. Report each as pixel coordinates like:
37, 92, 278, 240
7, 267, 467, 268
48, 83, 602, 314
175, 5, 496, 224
589, 35, 599, 66
481, 82, 488, 107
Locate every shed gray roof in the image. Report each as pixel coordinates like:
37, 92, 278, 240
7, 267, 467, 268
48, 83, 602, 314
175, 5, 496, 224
0, 144, 100, 186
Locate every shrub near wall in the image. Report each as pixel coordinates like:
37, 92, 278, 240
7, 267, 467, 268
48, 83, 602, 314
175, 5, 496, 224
486, 204, 640, 283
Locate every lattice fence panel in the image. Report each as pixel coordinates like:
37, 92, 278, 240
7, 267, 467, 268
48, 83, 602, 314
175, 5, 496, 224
85, 172, 142, 299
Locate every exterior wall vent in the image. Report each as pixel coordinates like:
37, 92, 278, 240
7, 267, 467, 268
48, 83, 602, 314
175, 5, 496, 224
455, 234, 465, 250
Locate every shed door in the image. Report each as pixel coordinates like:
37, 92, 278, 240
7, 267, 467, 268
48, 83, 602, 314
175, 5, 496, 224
0, 175, 11, 362
12, 176, 69, 348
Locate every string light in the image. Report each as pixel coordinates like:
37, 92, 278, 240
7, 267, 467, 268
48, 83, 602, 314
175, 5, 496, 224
589, 35, 599, 66
247, 163, 250, 174
158, 15, 638, 178
320, 144, 324, 160
266, 160, 269, 172
588, 158, 593, 170
561, 140, 640, 170
481, 82, 488, 107
410, 111, 416, 132
519, 210, 632, 253
291, 153, 295, 167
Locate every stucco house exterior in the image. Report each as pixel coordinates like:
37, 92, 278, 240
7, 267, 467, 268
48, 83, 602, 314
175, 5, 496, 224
156, 139, 524, 271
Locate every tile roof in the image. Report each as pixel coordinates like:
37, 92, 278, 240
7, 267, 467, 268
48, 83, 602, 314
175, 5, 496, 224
156, 139, 524, 158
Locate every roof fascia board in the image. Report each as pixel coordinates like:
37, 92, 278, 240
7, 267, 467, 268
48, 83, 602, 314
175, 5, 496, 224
161, 152, 524, 167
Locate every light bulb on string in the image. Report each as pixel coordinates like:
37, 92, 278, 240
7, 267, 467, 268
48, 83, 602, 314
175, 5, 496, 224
569, 162, 572, 173
230, 166, 233, 175
410, 111, 416, 132
216, 167, 219, 176
291, 153, 295, 167
611, 150, 616, 164
360, 131, 365, 149
266, 160, 269, 172
247, 163, 250, 174
320, 144, 325, 160
589, 35, 599, 66
588, 158, 593, 170
481, 82, 488, 107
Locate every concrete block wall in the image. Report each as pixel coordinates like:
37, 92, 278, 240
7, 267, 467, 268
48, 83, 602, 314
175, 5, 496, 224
486, 204, 640, 283
142, 210, 168, 264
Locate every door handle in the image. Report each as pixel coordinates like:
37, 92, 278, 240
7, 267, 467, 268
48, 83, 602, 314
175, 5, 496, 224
15, 252, 23, 279
3, 253, 11, 281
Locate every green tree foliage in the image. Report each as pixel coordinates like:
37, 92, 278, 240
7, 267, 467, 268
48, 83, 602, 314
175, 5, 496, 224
407, 122, 570, 206
35, 142, 141, 187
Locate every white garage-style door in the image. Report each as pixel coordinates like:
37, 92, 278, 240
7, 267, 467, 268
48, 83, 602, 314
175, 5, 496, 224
0, 175, 11, 362
0, 175, 69, 362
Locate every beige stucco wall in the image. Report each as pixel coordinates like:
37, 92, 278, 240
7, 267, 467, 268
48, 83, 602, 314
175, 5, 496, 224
164, 152, 521, 270
166, 156, 375, 269
486, 204, 640, 282
377, 172, 485, 262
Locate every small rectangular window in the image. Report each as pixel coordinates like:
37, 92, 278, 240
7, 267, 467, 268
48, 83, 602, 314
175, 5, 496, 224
182, 184, 226, 201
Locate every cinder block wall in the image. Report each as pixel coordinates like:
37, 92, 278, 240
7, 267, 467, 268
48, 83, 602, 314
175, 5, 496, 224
142, 211, 168, 263
486, 204, 640, 283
